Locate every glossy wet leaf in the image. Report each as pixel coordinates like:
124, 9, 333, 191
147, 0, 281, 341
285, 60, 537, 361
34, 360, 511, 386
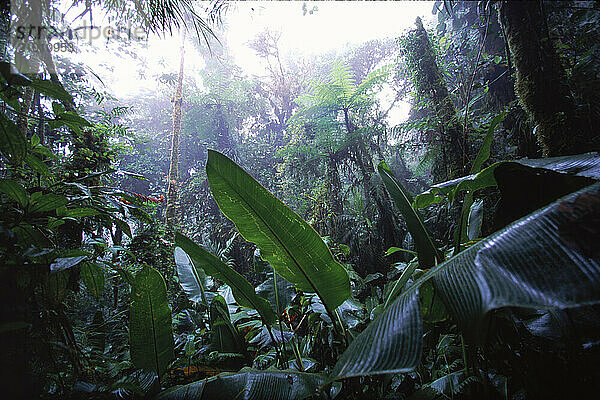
434, 182, 600, 340
174, 246, 208, 306
332, 182, 600, 378
155, 368, 334, 400
210, 295, 244, 353
81, 261, 105, 300
256, 272, 296, 314
414, 152, 600, 209
378, 161, 441, 268
176, 233, 276, 325
29, 193, 68, 213
129, 266, 174, 377
0, 179, 28, 207
206, 150, 350, 312
332, 291, 422, 379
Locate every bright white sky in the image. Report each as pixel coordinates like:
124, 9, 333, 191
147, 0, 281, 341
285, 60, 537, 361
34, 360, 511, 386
62, 1, 435, 123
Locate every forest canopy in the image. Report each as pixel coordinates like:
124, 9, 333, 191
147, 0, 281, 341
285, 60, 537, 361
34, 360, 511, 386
1, 1, 600, 399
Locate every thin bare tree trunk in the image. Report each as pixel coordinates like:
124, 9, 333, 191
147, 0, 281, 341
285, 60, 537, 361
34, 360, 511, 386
165, 30, 186, 225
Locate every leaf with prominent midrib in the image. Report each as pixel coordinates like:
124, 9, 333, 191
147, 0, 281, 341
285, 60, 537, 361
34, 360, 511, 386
434, 182, 600, 340
414, 152, 600, 209
81, 261, 105, 300
129, 266, 174, 377
174, 246, 208, 306
155, 368, 334, 400
332, 182, 600, 379
210, 295, 244, 354
256, 271, 296, 315
378, 161, 441, 268
206, 150, 350, 312
176, 233, 275, 325
331, 290, 422, 379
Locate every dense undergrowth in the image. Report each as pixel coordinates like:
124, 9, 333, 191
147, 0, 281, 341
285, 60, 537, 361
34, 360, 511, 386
1, 1, 600, 399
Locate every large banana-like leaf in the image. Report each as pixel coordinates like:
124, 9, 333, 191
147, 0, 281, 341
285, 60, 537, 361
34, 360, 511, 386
434, 182, 600, 340
176, 232, 276, 325
155, 368, 336, 400
331, 291, 422, 379
210, 295, 245, 354
206, 150, 350, 312
378, 161, 442, 268
174, 246, 208, 306
414, 152, 600, 209
129, 266, 174, 377
332, 182, 600, 379
256, 271, 296, 315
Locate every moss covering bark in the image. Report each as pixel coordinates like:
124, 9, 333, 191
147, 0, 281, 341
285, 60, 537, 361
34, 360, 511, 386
498, 1, 593, 156
404, 17, 465, 180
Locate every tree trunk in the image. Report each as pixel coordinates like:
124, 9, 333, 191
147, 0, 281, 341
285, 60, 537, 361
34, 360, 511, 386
343, 108, 402, 272
165, 30, 185, 225
406, 17, 464, 180
498, 1, 591, 156
325, 154, 343, 240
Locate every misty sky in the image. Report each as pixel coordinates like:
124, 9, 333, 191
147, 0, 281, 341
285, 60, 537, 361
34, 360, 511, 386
61, 1, 436, 123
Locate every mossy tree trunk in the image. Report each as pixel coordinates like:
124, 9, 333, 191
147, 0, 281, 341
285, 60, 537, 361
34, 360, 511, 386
498, 1, 591, 156
343, 109, 403, 273
165, 31, 185, 225
404, 17, 465, 181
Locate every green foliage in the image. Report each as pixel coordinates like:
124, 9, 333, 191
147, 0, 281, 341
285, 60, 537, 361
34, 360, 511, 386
174, 246, 209, 306
206, 150, 351, 313
80, 261, 105, 300
129, 265, 175, 377
176, 232, 276, 325
331, 179, 600, 379
156, 368, 335, 400
378, 161, 442, 268
209, 295, 245, 354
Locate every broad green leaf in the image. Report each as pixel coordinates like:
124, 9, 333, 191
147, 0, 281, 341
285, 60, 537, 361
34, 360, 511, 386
55, 111, 92, 126
416, 279, 448, 323
24, 154, 50, 176
29, 193, 68, 213
467, 199, 484, 240
385, 247, 417, 257
129, 266, 174, 377
378, 161, 442, 268
206, 150, 350, 311
454, 111, 505, 247
30, 78, 74, 105
256, 271, 296, 315
414, 152, 600, 209
47, 270, 69, 304
454, 191, 474, 251
155, 368, 336, 400
64, 207, 100, 218
0, 111, 26, 165
50, 256, 87, 272
114, 217, 132, 239
81, 261, 105, 300
176, 233, 276, 325
332, 182, 600, 379
470, 111, 506, 174
0, 179, 28, 207
331, 290, 422, 379
434, 182, 600, 340
174, 246, 208, 306
117, 169, 148, 180
335, 298, 365, 330
210, 295, 244, 353
383, 260, 418, 309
